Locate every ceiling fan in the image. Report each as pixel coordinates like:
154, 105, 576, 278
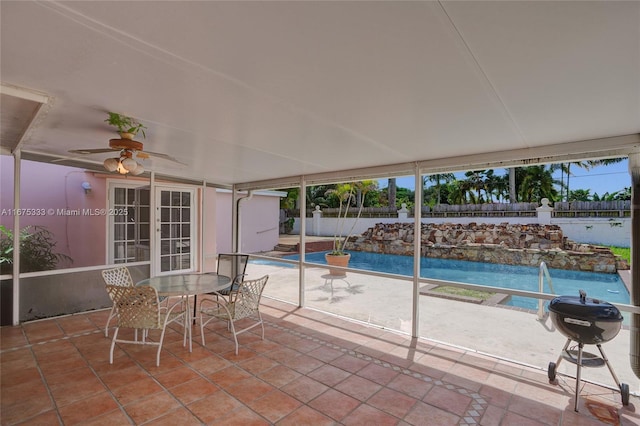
69, 137, 185, 175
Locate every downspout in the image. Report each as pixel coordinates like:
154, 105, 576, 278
234, 189, 254, 253
629, 152, 640, 379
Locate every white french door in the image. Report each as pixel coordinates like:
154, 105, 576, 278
155, 187, 196, 275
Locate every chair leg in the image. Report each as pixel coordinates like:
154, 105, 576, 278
156, 325, 169, 367
228, 319, 239, 355
105, 305, 116, 337
199, 303, 208, 346
109, 328, 119, 364
258, 311, 265, 340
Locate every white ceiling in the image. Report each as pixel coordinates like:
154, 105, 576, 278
1, 1, 639, 187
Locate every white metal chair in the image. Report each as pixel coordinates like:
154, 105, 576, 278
102, 266, 134, 337
198, 275, 269, 355
108, 284, 187, 367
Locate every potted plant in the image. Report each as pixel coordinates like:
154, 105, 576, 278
104, 112, 147, 140
324, 181, 376, 276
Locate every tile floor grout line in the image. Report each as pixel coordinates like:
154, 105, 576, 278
263, 319, 487, 425
0, 328, 104, 353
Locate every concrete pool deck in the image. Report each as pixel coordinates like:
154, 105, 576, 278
252, 239, 640, 397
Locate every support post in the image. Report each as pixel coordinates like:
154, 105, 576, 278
629, 152, 640, 379
299, 177, 307, 307
12, 150, 21, 325
412, 165, 422, 338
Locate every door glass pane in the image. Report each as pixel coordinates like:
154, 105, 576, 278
172, 191, 181, 206
157, 189, 194, 273
110, 185, 151, 264
161, 224, 170, 238
114, 188, 126, 204
114, 224, 125, 240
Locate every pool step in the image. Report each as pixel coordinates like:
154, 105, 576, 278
273, 240, 335, 253
274, 243, 297, 252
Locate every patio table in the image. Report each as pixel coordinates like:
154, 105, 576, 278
137, 273, 231, 351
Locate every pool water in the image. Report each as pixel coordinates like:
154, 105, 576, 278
271, 251, 629, 310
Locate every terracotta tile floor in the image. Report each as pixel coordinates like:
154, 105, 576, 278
1, 298, 638, 425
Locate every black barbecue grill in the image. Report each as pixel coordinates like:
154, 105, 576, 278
547, 290, 629, 411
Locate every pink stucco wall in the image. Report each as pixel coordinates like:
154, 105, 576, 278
1, 157, 108, 268
2, 156, 283, 272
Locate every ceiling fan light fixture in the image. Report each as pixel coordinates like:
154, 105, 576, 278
121, 157, 138, 172
130, 164, 144, 175
103, 157, 119, 172
116, 161, 129, 174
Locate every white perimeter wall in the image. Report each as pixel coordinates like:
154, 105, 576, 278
296, 216, 630, 248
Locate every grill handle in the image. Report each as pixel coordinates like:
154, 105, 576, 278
579, 289, 587, 303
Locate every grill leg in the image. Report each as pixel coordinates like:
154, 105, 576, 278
555, 338, 572, 368
574, 342, 584, 412
596, 344, 622, 389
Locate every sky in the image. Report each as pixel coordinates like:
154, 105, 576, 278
378, 158, 630, 197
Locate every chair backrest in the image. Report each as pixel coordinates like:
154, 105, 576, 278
102, 266, 134, 288
217, 253, 249, 283
102, 266, 135, 304
108, 284, 161, 330
230, 275, 269, 320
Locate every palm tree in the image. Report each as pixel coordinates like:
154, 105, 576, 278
387, 178, 397, 209
423, 173, 455, 205
463, 170, 487, 203
447, 179, 474, 204
508, 167, 517, 203
488, 172, 509, 202
517, 165, 559, 202
555, 157, 625, 201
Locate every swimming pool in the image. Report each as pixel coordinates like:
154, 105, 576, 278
267, 251, 629, 310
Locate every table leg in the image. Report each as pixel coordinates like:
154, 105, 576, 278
186, 295, 193, 352
193, 295, 198, 325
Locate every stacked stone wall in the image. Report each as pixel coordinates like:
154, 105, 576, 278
347, 222, 624, 273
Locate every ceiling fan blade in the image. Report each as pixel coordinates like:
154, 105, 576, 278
137, 150, 187, 165
68, 148, 117, 155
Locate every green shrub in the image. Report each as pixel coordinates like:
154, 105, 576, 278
0, 225, 72, 274
609, 246, 630, 264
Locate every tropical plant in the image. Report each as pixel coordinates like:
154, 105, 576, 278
516, 165, 559, 202
424, 173, 455, 205
104, 112, 147, 138
0, 225, 73, 274
325, 180, 377, 255
280, 188, 298, 209
568, 189, 592, 201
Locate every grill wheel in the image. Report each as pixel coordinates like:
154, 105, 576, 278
548, 362, 557, 381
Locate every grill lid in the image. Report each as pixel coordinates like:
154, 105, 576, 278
549, 290, 623, 322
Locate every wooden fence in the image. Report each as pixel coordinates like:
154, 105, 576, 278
290, 200, 630, 219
